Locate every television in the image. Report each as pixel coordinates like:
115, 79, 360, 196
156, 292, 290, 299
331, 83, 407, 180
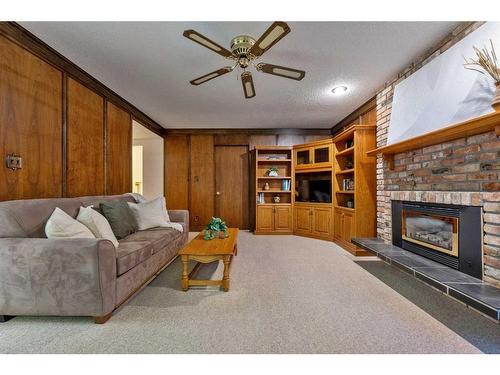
296, 174, 331, 203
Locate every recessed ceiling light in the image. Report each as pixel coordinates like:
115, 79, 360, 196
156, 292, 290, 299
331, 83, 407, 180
332, 85, 348, 95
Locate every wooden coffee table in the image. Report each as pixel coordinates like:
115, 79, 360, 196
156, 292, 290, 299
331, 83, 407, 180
178, 228, 238, 292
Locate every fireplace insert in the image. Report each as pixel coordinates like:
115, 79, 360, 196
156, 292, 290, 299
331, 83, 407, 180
392, 201, 482, 279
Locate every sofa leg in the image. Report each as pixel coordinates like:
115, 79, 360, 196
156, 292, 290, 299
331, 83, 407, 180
93, 313, 112, 324
0, 315, 15, 323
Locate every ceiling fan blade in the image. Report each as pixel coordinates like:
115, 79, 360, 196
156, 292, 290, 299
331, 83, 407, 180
241, 71, 256, 99
190, 67, 233, 86
183, 29, 233, 58
256, 63, 305, 81
249, 21, 291, 58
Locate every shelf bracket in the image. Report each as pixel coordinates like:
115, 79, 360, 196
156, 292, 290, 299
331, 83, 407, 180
383, 154, 394, 170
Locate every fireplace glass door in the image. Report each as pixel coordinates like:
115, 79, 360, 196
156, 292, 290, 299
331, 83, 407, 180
402, 210, 459, 257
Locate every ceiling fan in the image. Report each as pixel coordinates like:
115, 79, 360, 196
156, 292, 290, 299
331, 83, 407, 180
183, 21, 306, 99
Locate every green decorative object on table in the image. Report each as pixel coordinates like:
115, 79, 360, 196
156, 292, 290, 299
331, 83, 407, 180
203, 217, 229, 240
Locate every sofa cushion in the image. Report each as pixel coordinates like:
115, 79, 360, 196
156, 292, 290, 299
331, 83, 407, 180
127, 197, 168, 231
45, 208, 95, 239
116, 241, 153, 276
100, 201, 138, 240
77, 206, 119, 248
121, 228, 181, 254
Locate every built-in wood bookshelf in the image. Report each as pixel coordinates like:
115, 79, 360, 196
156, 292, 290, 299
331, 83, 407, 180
332, 125, 376, 255
251, 146, 293, 234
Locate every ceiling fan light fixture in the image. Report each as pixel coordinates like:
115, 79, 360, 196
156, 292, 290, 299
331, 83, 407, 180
241, 71, 256, 99
273, 68, 302, 79
258, 25, 286, 49
188, 33, 222, 51
332, 85, 348, 95
193, 72, 219, 85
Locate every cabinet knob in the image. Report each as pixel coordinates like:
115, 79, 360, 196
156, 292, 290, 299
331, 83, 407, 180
216, 191, 221, 196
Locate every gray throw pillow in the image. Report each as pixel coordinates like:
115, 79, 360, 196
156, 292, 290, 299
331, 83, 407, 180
99, 201, 138, 239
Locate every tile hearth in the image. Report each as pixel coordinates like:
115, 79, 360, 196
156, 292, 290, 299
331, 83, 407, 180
352, 238, 500, 322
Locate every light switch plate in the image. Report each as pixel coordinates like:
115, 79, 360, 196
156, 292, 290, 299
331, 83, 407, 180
6, 154, 22, 170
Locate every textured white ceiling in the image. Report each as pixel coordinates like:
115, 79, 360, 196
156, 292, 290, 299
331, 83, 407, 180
21, 22, 459, 129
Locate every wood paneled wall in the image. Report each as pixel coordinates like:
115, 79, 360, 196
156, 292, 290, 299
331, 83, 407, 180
0, 26, 154, 201
106, 102, 132, 195
0, 34, 63, 201
66, 78, 105, 197
164, 131, 331, 230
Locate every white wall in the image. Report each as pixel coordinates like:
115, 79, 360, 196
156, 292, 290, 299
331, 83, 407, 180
132, 121, 164, 200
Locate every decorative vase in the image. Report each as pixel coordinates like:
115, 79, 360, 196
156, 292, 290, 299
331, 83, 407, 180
218, 231, 227, 239
493, 82, 500, 112
264, 182, 270, 190
268, 170, 278, 177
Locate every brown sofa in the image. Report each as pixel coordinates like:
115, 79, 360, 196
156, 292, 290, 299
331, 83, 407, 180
0, 194, 189, 323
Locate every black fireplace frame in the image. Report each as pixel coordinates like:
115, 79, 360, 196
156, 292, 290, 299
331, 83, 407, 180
392, 200, 483, 279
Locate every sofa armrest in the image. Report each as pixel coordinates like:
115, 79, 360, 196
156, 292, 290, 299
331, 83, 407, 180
168, 209, 189, 233
0, 238, 116, 317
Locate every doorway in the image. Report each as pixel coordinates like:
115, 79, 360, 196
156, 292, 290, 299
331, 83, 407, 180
132, 121, 164, 200
215, 145, 249, 229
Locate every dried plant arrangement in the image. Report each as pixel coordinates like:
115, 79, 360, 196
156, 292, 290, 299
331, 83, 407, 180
463, 39, 500, 83
464, 39, 500, 111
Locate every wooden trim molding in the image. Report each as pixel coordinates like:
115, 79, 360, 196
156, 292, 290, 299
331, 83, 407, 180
165, 128, 332, 136
367, 111, 500, 170
0, 21, 164, 137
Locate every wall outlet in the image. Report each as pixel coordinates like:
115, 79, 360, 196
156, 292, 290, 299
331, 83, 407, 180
5, 154, 22, 170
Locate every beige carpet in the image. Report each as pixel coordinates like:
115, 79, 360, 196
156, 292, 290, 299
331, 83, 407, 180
0, 231, 481, 354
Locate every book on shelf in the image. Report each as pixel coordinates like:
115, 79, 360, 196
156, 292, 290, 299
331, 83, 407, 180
342, 178, 354, 191
281, 179, 291, 191
257, 192, 264, 204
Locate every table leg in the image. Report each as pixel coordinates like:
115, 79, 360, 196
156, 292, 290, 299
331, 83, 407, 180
234, 244, 238, 256
222, 255, 231, 292
181, 255, 189, 291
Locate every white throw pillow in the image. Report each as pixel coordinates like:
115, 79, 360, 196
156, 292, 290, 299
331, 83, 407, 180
45, 207, 95, 239
77, 206, 119, 248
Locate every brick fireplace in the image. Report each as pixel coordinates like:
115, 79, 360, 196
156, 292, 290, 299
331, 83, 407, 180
374, 22, 500, 288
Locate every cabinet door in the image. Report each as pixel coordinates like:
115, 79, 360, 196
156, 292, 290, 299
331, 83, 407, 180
333, 209, 343, 240
342, 210, 355, 244
312, 144, 332, 167
294, 147, 312, 169
256, 205, 274, 232
312, 207, 332, 238
294, 206, 312, 234
274, 206, 292, 232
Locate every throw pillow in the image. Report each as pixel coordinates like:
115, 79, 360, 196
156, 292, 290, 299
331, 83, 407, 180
77, 206, 119, 248
129, 192, 147, 203
45, 207, 95, 239
127, 197, 167, 231
100, 201, 138, 239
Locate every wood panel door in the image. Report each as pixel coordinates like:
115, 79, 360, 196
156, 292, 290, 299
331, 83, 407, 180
256, 205, 274, 232
215, 145, 249, 229
67, 78, 105, 197
164, 135, 189, 209
106, 102, 131, 195
274, 206, 292, 232
312, 207, 332, 238
0, 35, 63, 201
294, 206, 312, 235
190, 135, 214, 230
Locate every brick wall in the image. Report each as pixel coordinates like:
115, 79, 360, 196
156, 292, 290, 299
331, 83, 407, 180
374, 21, 500, 286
